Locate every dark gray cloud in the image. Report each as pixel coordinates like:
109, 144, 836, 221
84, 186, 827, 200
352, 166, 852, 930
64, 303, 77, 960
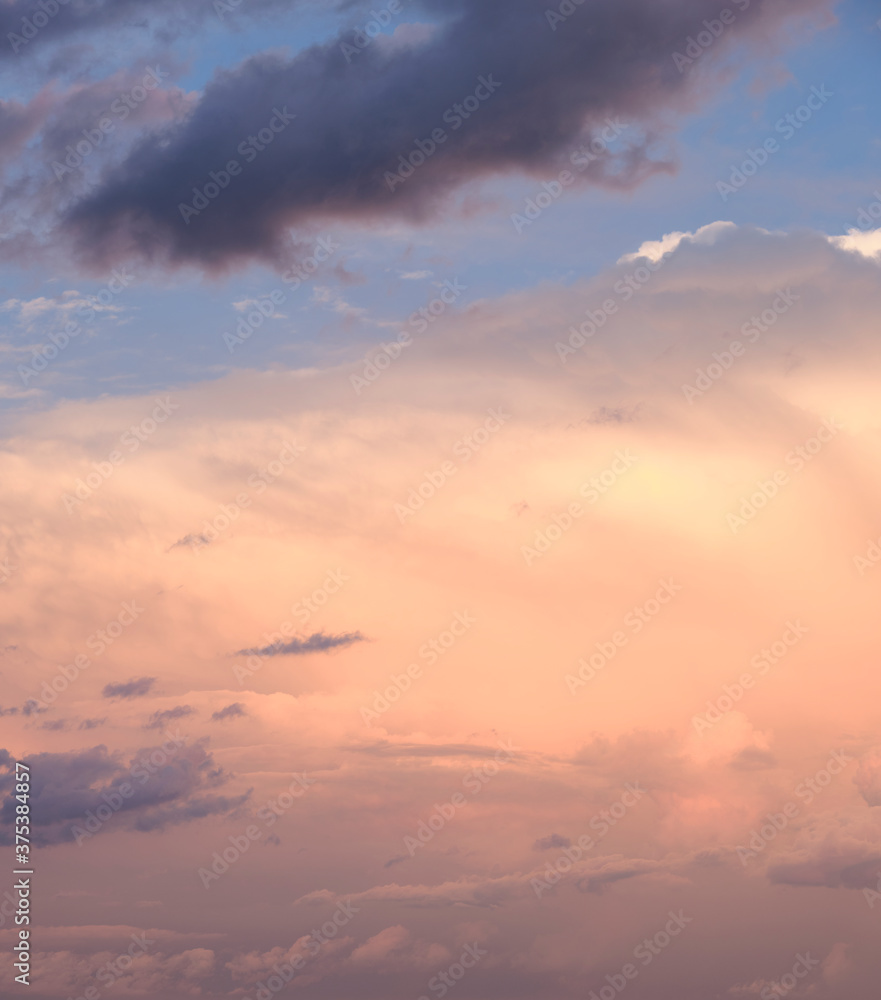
169, 533, 211, 551
55, 0, 834, 272
131, 790, 250, 832
103, 676, 156, 699
211, 702, 246, 721
534, 833, 571, 850
0, 741, 246, 846
235, 630, 365, 657
78, 717, 107, 730
145, 705, 195, 729
0, 0, 321, 63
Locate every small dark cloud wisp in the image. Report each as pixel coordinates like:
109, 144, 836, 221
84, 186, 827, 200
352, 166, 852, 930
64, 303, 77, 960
103, 677, 156, 700
235, 631, 365, 658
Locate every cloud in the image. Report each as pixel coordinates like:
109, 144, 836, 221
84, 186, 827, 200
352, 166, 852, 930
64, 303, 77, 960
298, 855, 668, 910
78, 718, 107, 730
855, 749, 881, 807
0, 91, 55, 166
0, 742, 246, 846
23, 944, 216, 998
534, 833, 571, 850
0, 218, 880, 999
103, 676, 156, 699
767, 850, 881, 890
211, 702, 246, 721
573, 857, 664, 894
348, 925, 411, 964
765, 816, 881, 890
144, 705, 195, 729
169, 533, 211, 551
0, 0, 316, 63
235, 631, 366, 657
46, 0, 834, 272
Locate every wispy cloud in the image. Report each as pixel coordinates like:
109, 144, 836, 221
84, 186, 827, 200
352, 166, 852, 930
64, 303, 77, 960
103, 677, 156, 700
234, 631, 366, 657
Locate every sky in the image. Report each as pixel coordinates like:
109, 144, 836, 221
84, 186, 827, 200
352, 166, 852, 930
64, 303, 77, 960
1, 1, 881, 999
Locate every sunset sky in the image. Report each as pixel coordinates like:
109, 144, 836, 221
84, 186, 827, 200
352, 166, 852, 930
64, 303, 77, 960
2, 1, 881, 998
